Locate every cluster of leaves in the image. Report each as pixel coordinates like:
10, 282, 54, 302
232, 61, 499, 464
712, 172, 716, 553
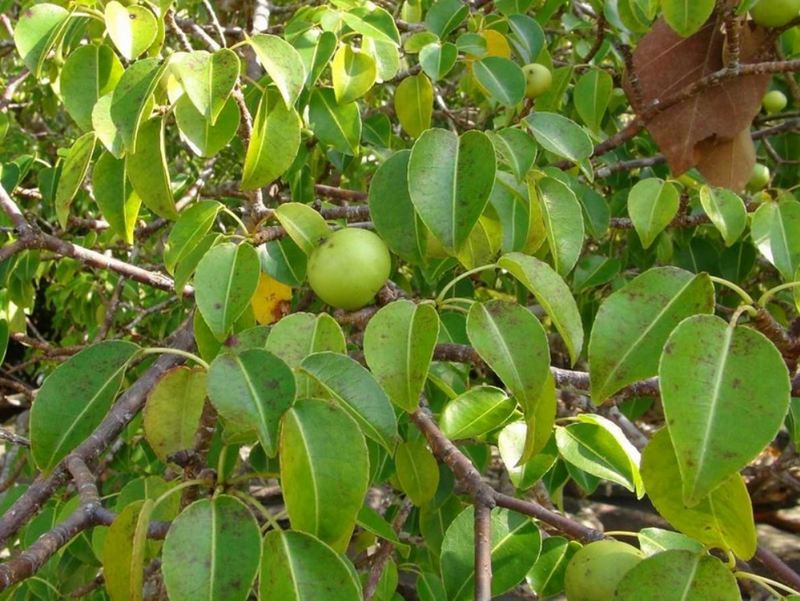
1, 0, 800, 599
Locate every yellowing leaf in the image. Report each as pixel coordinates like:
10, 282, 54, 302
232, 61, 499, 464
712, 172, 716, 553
481, 29, 511, 58
252, 272, 292, 325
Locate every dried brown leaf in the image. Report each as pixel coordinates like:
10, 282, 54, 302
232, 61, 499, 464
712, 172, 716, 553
694, 129, 755, 191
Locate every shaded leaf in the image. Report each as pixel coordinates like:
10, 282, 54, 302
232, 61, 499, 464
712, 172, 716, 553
395, 440, 440, 506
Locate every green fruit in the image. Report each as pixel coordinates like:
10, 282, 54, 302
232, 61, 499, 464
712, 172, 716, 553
522, 63, 553, 99
763, 90, 788, 114
751, 0, 800, 27
747, 163, 771, 191
307, 228, 391, 310
564, 540, 644, 601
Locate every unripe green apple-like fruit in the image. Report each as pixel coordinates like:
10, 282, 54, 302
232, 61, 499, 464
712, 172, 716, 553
747, 163, 771, 191
307, 228, 391, 310
522, 63, 553, 99
751, 0, 800, 27
763, 90, 788, 114
564, 540, 644, 601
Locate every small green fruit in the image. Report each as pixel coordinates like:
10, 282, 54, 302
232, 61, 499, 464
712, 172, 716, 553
751, 0, 800, 27
522, 63, 553, 99
747, 163, 771, 191
763, 90, 788, 114
307, 228, 391, 310
564, 540, 644, 601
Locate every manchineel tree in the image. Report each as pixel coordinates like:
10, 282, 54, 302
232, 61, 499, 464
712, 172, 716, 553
3, 0, 800, 599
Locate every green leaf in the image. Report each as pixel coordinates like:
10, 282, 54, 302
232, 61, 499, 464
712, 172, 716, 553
164, 200, 222, 275
341, 6, 401, 45
363, 300, 439, 413
54, 132, 97, 228
172, 49, 240, 123
526, 536, 579, 598
440, 385, 515, 439
248, 34, 306, 107
61, 44, 124, 132
13, 3, 70, 76
394, 73, 434, 139
357, 506, 409, 552
698, 186, 747, 247
143, 366, 206, 462
369, 150, 427, 264
260, 530, 362, 600
299, 352, 399, 451
425, 0, 469, 37
662, 0, 715, 37
536, 176, 585, 275
103, 500, 150, 601
473, 57, 525, 105
30, 340, 139, 471
175, 233, 221, 291
628, 178, 680, 249
637, 528, 705, 555
395, 440, 440, 505
194, 242, 260, 340
456, 215, 502, 269
332, 44, 377, 104
489, 172, 538, 253
274, 202, 330, 255
104, 1, 158, 61
641, 429, 757, 559
507, 14, 545, 63
293, 29, 337, 87
175, 94, 240, 158
489, 128, 538, 183
162, 496, 261, 601
589, 267, 714, 404
241, 90, 302, 190
111, 58, 168, 153
280, 399, 369, 552
308, 88, 362, 155
498, 422, 559, 490
207, 349, 296, 456
92, 151, 141, 244
751, 199, 800, 280
573, 68, 612, 132
498, 252, 584, 365
126, 117, 177, 220
92, 93, 125, 158
616, 550, 739, 601
419, 42, 458, 81
525, 112, 593, 163
441, 507, 541, 601
0, 320, 7, 366
660, 314, 791, 504
408, 128, 496, 251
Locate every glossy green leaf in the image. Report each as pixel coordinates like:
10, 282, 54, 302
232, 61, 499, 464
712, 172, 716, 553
143, 366, 206, 462
498, 421, 558, 490
299, 352, 399, 451
526, 536, 579, 598
573, 68, 612, 132
332, 44, 376, 104
103, 500, 150, 601
363, 300, 439, 413
241, 90, 302, 190
507, 14, 545, 63
621, 550, 739, 601
408, 128, 496, 251
55, 132, 96, 228
525, 112, 593, 163
660, 314, 791, 504
248, 34, 306, 107
456, 214, 502, 269
489, 128, 537, 183
699, 186, 747, 247
13, 3, 70, 76
126, 117, 177, 220
628, 178, 680, 249
172, 49, 240, 123
92, 151, 141, 244
341, 6, 401, 45
369, 150, 427, 264
274, 202, 329, 255
92, 93, 125, 158
589, 267, 714, 404
440, 385, 515, 440
194, 242, 260, 340
419, 42, 458, 81
293, 29, 337, 87
751, 198, 800, 280
474, 57, 525, 105
662, 0, 715, 37
536, 176, 584, 275
175, 94, 240, 158
395, 73, 434, 139
441, 506, 541, 601
637, 528, 705, 555
489, 172, 539, 253
260, 530, 362, 600
208, 349, 295, 456
110, 58, 167, 153
61, 44, 124, 132
308, 88, 362, 155
30, 340, 139, 471
425, 0, 469, 37
162, 495, 261, 601
641, 429, 757, 559
395, 440, 440, 506
104, 1, 158, 61
280, 399, 369, 552
498, 252, 584, 365
175, 233, 221, 291
164, 200, 222, 275
357, 505, 409, 552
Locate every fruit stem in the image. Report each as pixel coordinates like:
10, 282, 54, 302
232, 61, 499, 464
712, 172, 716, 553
735, 570, 800, 597
709, 276, 755, 305
758, 281, 800, 308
